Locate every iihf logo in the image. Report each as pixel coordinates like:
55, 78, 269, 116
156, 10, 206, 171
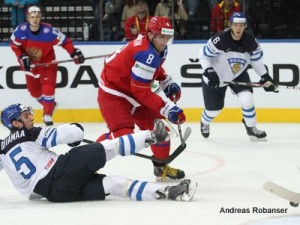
227, 58, 247, 75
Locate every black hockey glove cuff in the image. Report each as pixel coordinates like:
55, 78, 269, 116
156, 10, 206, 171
203, 67, 219, 88
259, 74, 279, 93
71, 48, 85, 64
19, 54, 31, 71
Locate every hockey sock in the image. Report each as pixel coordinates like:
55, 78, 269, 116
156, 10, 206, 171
102, 175, 131, 198
238, 90, 256, 126
96, 133, 110, 142
101, 130, 152, 160
151, 141, 170, 159
127, 179, 166, 201
118, 130, 151, 156
36, 95, 44, 105
201, 109, 221, 124
102, 175, 167, 201
100, 139, 119, 161
43, 96, 55, 115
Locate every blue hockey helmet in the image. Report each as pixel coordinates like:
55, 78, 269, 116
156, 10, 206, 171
229, 12, 247, 27
1, 104, 33, 129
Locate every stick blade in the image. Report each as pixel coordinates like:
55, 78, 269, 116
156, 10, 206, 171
263, 181, 300, 203
183, 127, 192, 142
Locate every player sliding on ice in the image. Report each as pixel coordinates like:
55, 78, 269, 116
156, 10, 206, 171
0, 103, 197, 202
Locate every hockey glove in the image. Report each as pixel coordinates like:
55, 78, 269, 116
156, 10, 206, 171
159, 75, 181, 102
68, 123, 84, 147
18, 54, 31, 71
160, 102, 186, 124
168, 106, 186, 124
203, 67, 219, 88
71, 48, 85, 64
259, 74, 279, 93
164, 83, 181, 101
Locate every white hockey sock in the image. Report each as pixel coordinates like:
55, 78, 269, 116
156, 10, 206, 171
127, 180, 166, 201
102, 175, 131, 198
102, 175, 167, 201
201, 109, 221, 124
100, 139, 119, 161
238, 90, 256, 127
118, 130, 151, 156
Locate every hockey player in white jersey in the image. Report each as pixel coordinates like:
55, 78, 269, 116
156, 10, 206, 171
0, 103, 197, 202
199, 12, 278, 141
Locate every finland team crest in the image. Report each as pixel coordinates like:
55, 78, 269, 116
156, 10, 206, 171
227, 58, 247, 75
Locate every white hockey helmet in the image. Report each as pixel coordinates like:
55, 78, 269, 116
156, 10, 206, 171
27, 6, 41, 15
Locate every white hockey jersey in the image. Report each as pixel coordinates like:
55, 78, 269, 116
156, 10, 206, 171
0, 124, 84, 198
200, 30, 267, 87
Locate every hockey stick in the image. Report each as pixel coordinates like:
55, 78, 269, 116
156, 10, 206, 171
224, 81, 300, 90
173, 94, 185, 146
224, 81, 263, 87
82, 127, 191, 164
31, 54, 110, 68
263, 181, 300, 207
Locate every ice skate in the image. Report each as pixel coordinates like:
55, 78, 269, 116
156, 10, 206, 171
156, 179, 197, 201
154, 164, 185, 182
242, 119, 267, 141
201, 122, 210, 138
145, 119, 170, 146
43, 115, 53, 126
43, 102, 57, 126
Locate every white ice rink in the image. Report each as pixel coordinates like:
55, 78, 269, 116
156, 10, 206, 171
1, 122, 300, 225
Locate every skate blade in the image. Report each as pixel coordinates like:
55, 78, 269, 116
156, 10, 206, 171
155, 176, 185, 182
249, 136, 267, 142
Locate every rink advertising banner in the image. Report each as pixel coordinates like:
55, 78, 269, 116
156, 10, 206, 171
0, 40, 300, 122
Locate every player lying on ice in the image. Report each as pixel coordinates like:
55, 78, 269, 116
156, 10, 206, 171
0, 103, 197, 202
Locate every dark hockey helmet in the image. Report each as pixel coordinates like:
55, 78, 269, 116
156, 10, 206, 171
1, 104, 33, 129
148, 16, 174, 36
229, 12, 247, 27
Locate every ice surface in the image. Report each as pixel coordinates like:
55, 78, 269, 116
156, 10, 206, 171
1, 122, 300, 225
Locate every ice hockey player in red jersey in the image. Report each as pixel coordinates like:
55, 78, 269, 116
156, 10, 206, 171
97, 16, 186, 182
9, 6, 85, 126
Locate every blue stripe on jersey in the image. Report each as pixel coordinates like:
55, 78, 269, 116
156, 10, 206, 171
136, 182, 147, 201
250, 51, 263, 61
127, 134, 136, 155
51, 130, 57, 147
128, 180, 139, 198
203, 46, 217, 58
41, 128, 57, 147
119, 136, 125, 156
